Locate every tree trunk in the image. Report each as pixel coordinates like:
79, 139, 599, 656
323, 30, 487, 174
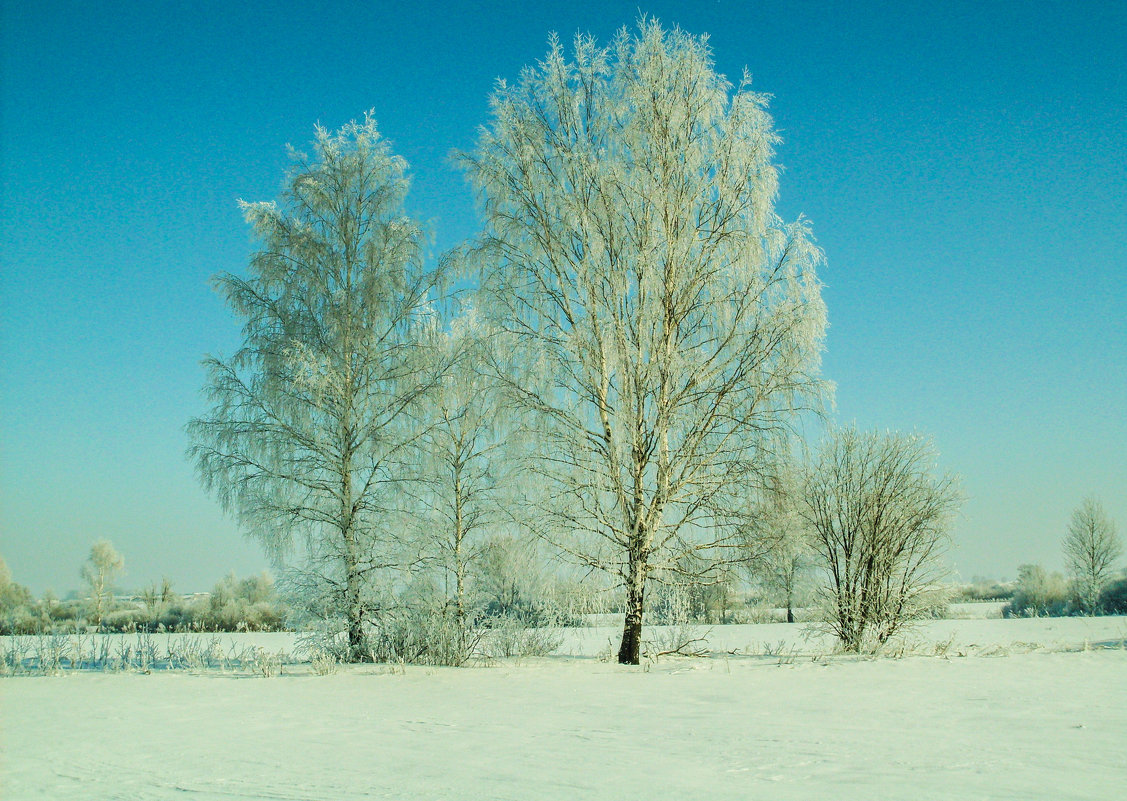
617, 552, 646, 665
345, 558, 367, 662
453, 460, 466, 632
340, 406, 369, 663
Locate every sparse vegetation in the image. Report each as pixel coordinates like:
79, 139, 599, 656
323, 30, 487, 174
0, 632, 297, 676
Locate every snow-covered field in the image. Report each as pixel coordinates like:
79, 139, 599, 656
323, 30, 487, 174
3, 616, 1125, 800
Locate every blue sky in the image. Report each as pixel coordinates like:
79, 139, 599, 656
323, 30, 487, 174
2, 0, 1124, 594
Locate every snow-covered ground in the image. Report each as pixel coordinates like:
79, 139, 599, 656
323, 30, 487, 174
3, 616, 1125, 800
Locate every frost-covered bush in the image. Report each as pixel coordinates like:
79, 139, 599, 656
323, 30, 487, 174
1098, 576, 1127, 615
101, 607, 150, 631
369, 606, 484, 666
1003, 564, 1074, 617
46, 600, 80, 624
365, 601, 564, 665
86, 573, 287, 633
295, 592, 566, 667
307, 647, 339, 675
198, 573, 286, 631
481, 615, 563, 659
0, 555, 37, 635
954, 578, 1014, 602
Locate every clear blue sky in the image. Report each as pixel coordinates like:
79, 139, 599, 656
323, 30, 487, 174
2, 0, 1124, 594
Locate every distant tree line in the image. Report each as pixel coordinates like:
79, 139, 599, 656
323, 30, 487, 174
947, 498, 1124, 618
1001, 498, 1124, 617
0, 542, 288, 635
4, 496, 1119, 643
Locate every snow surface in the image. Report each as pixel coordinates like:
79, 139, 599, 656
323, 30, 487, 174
3, 616, 1125, 800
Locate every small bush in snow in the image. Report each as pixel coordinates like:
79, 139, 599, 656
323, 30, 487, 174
1003, 564, 1074, 617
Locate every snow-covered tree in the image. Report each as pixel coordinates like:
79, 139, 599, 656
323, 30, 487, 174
462, 20, 828, 663
756, 500, 813, 624
1063, 497, 1121, 614
0, 554, 35, 632
188, 114, 448, 662
408, 309, 518, 637
799, 428, 960, 652
80, 539, 124, 627
740, 464, 814, 623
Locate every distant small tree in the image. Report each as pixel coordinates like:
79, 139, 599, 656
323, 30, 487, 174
140, 577, 177, 621
80, 539, 125, 627
0, 555, 29, 607
748, 467, 813, 623
1063, 497, 1121, 614
799, 428, 960, 652
476, 534, 551, 622
758, 532, 812, 624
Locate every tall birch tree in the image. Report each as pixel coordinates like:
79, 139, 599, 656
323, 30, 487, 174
462, 21, 828, 663
188, 115, 446, 662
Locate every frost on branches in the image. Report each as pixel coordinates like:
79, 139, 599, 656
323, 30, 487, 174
189, 115, 448, 662
463, 20, 828, 664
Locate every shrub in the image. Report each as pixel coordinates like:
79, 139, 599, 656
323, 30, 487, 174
481, 615, 563, 659
955, 578, 1014, 602
801, 428, 961, 651
1003, 564, 1074, 617
101, 607, 150, 631
368, 608, 484, 666
1099, 576, 1127, 614
0, 556, 36, 635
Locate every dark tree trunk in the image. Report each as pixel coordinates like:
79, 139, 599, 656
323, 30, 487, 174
345, 563, 369, 662
618, 553, 646, 665
347, 609, 366, 662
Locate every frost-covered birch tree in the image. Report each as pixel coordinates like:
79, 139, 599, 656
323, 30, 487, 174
81, 539, 124, 628
736, 461, 814, 623
1063, 497, 1121, 614
462, 20, 828, 664
751, 473, 814, 624
188, 115, 446, 662
408, 310, 517, 638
